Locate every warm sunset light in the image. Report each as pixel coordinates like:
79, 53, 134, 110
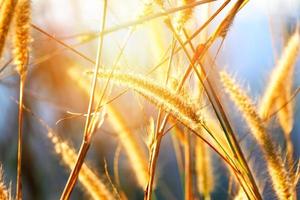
0, 0, 299, 199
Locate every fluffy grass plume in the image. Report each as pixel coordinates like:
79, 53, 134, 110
13, 0, 30, 76
47, 131, 114, 200
175, 0, 195, 30
259, 30, 299, 171
259, 30, 300, 120
91, 69, 202, 127
90, 69, 241, 164
0, 0, 17, 57
0, 167, 10, 200
220, 71, 293, 200
68, 67, 149, 189
209, 0, 247, 42
195, 138, 214, 200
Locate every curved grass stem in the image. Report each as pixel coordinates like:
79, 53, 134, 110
60, 1, 107, 199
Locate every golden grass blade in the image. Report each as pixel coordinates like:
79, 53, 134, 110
0, 0, 16, 57
221, 71, 293, 200
259, 30, 300, 120
13, 0, 31, 199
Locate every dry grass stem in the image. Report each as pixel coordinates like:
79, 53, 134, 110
12, 0, 31, 199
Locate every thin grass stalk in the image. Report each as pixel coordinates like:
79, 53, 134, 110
30, 0, 215, 48
195, 5, 214, 199
30, 0, 226, 71
147, 0, 230, 75
90, 1, 162, 136
13, 0, 30, 199
86, 29, 134, 136
88, 0, 160, 140
73, 0, 216, 40
145, 35, 176, 200
145, 21, 207, 200
60, 1, 107, 199
16, 77, 24, 200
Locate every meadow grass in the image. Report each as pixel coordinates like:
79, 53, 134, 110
0, 0, 299, 199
